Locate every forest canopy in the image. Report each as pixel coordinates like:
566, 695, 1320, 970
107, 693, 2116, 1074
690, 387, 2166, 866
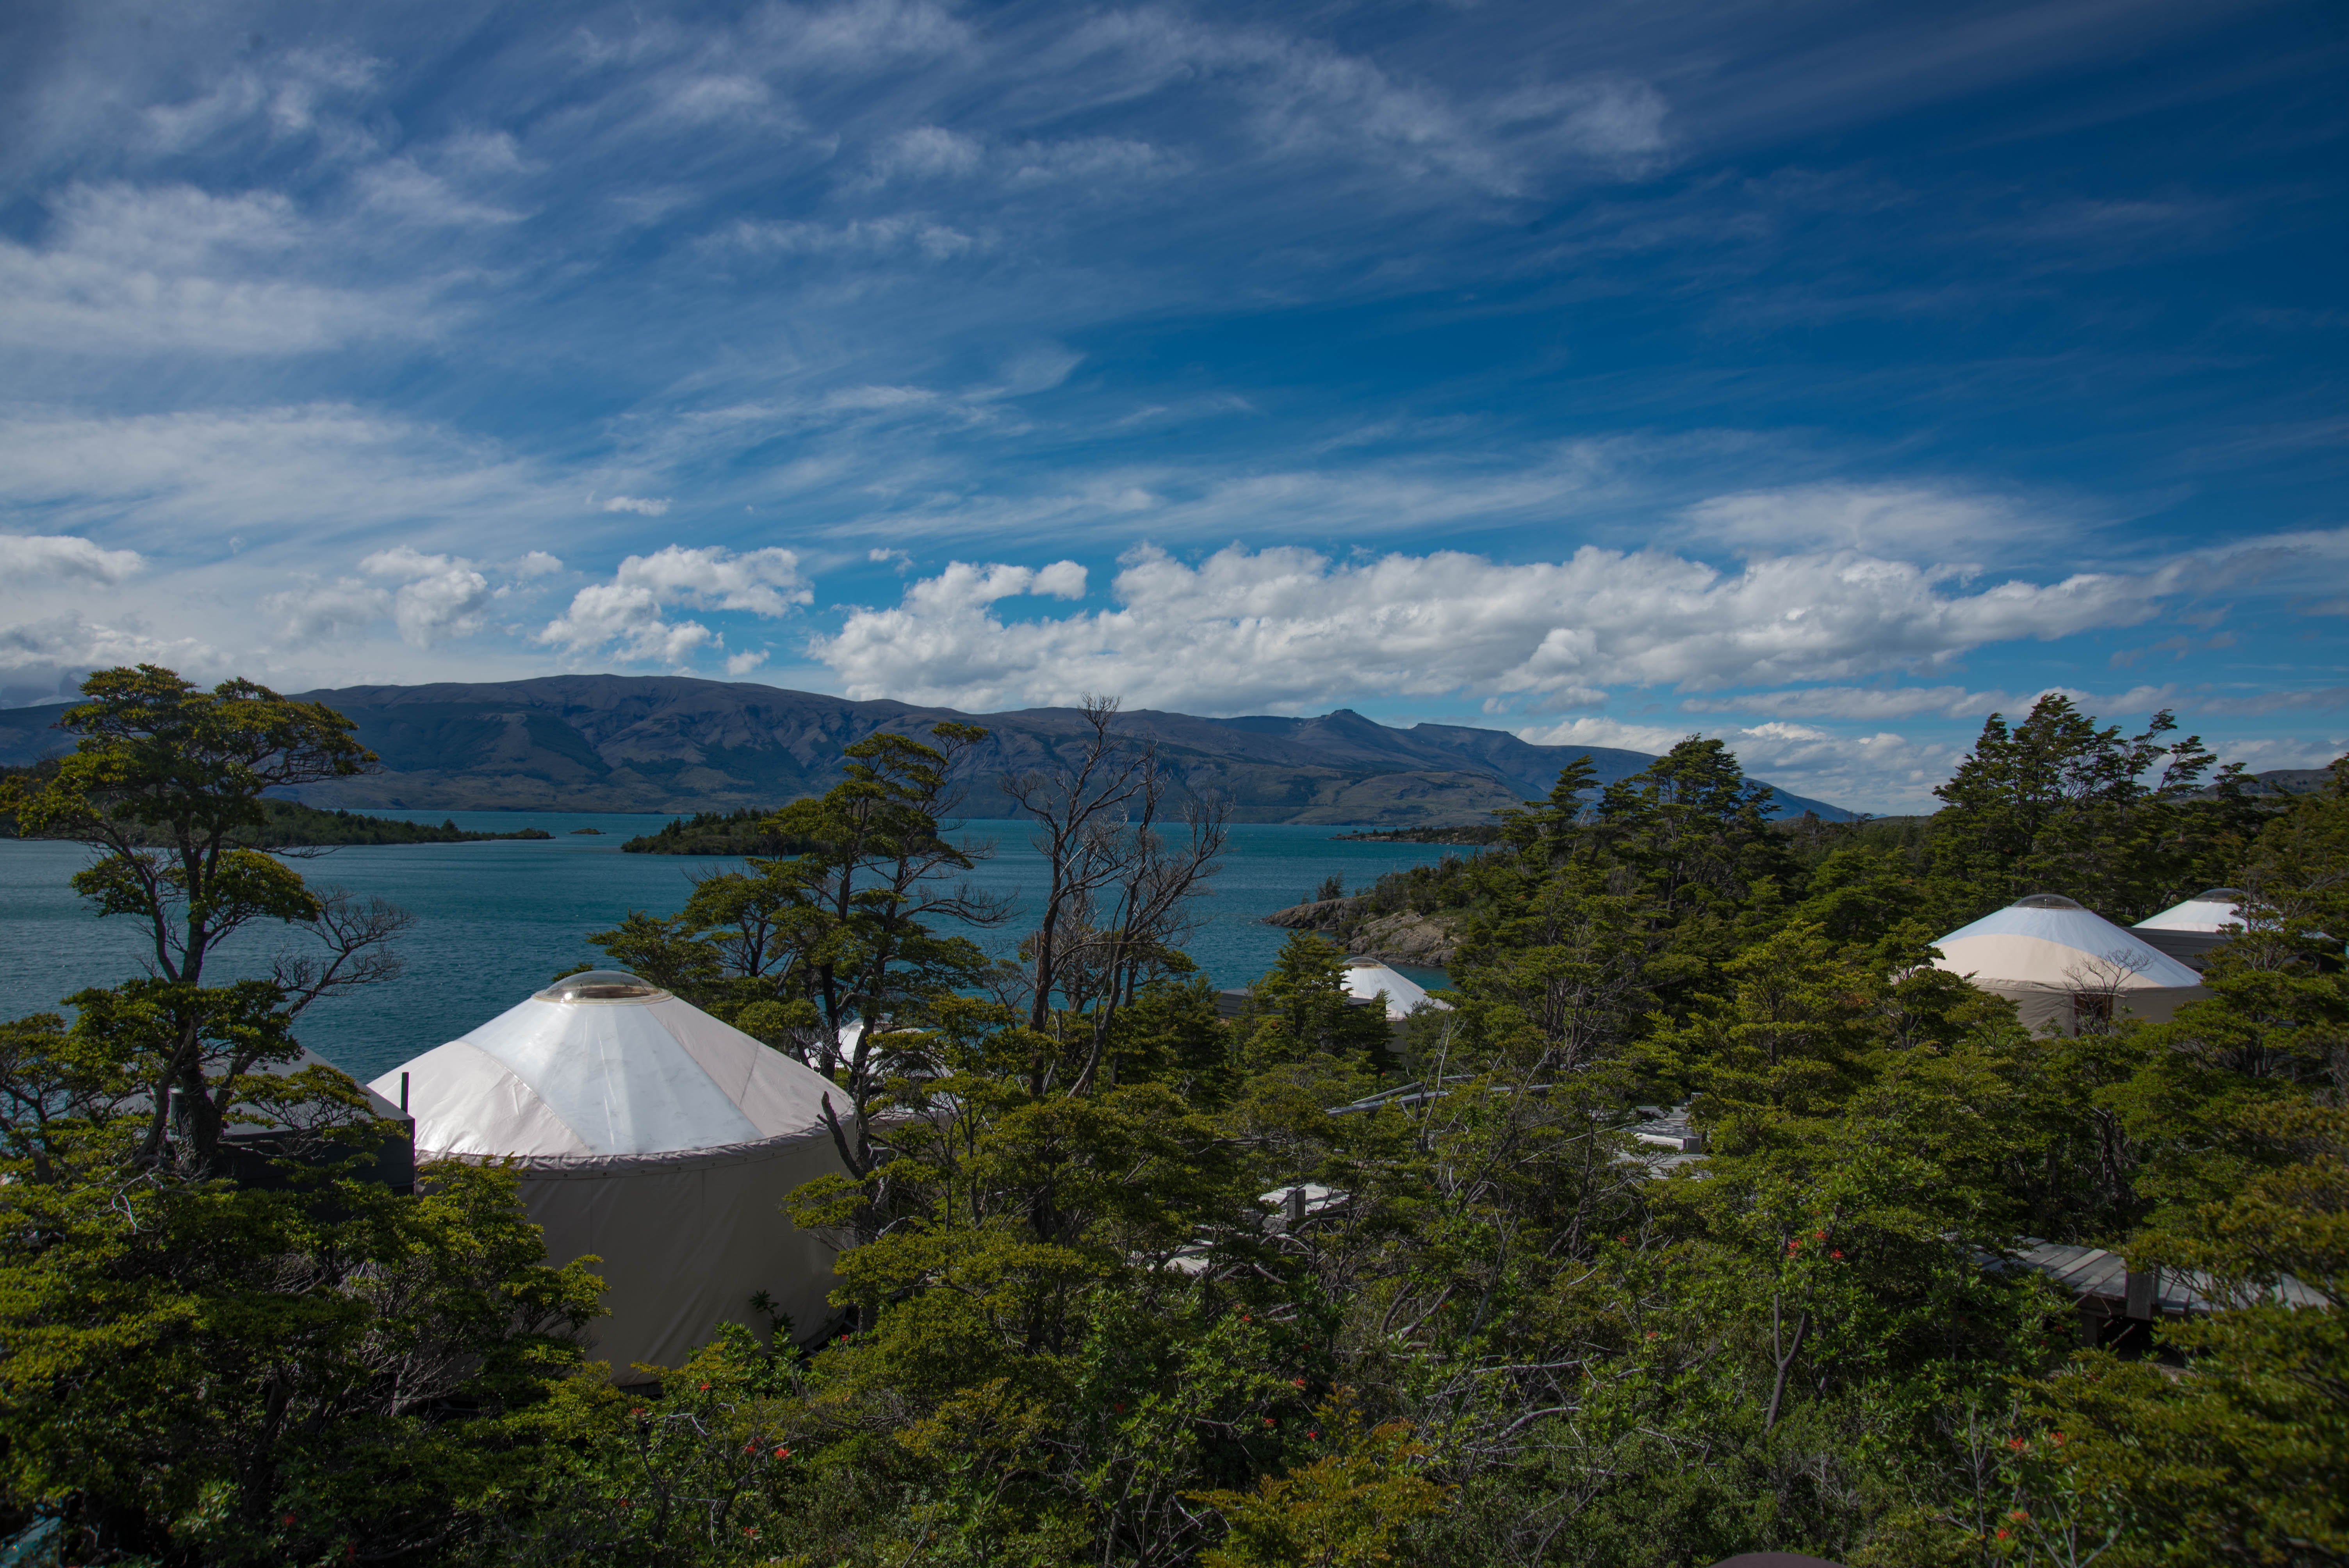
0, 673, 2342, 1568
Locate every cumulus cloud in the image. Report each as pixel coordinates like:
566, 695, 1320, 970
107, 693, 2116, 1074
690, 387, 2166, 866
602, 495, 673, 516
515, 550, 565, 577
360, 547, 493, 646
540, 544, 809, 663
264, 579, 392, 644
0, 611, 221, 706
0, 533, 144, 585
815, 542, 2180, 712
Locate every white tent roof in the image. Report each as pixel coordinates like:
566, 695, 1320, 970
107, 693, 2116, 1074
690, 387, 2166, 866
1341, 958, 1451, 1021
369, 970, 837, 1161
1928, 895, 2201, 992
2136, 888, 2248, 934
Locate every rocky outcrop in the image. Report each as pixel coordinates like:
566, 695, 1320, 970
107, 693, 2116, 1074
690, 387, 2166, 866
1346, 911, 1457, 966
1261, 897, 1460, 966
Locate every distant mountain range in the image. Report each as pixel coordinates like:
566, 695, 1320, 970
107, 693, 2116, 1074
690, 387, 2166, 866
0, 675, 1856, 825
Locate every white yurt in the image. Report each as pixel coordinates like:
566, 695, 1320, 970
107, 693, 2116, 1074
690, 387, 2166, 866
1340, 957, 1453, 1021
2133, 887, 2249, 970
369, 970, 850, 1377
1928, 894, 2206, 1035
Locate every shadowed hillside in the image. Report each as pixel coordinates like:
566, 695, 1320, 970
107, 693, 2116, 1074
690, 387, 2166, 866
0, 676, 1853, 825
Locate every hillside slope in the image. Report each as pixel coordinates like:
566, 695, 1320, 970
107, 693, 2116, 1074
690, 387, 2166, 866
0, 675, 1853, 825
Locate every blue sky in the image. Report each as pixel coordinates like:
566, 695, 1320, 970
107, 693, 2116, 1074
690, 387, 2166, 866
0, 0, 2342, 811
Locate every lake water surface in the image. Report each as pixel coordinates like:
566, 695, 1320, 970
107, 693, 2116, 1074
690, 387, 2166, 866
0, 813, 1464, 1083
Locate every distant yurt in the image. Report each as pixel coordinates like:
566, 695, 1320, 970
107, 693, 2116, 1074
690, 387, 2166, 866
1928, 894, 2206, 1035
369, 971, 850, 1377
2133, 887, 2249, 970
1340, 957, 1452, 1021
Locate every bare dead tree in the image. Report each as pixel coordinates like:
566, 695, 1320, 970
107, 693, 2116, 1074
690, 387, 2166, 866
271, 886, 415, 1018
1000, 697, 1228, 1094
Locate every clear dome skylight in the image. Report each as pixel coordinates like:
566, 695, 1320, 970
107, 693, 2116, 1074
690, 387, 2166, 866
534, 969, 668, 1002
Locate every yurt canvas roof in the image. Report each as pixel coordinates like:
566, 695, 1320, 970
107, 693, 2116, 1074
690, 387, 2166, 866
369, 970, 836, 1162
369, 971, 851, 1376
1341, 958, 1451, 1021
1929, 895, 2201, 992
2136, 889, 2248, 934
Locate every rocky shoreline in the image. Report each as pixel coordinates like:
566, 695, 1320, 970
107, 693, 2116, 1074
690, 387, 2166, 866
1262, 894, 1458, 966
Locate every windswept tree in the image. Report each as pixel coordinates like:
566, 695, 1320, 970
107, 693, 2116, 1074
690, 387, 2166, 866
1930, 694, 2260, 921
0, 665, 410, 1169
589, 722, 1008, 1180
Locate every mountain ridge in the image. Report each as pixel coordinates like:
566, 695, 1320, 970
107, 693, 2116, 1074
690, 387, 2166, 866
0, 674, 1855, 825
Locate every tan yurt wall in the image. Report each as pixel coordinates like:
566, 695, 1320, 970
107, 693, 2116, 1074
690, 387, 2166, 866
1928, 894, 2208, 1037
371, 970, 852, 1380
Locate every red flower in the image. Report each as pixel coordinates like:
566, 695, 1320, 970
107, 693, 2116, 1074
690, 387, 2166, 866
281, 1515, 296, 1529
2009, 1509, 2030, 1523
1263, 1417, 1275, 1428
2007, 1437, 2028, 1451
1307, 1429, 1319, 1439
698, 1382, 711, 1391
1996, 1528, 2009, 1540
2049, 1431, 2067, 1445
1291, 1378, 1306, 1388
1830, 1249, 1843, 1260
774, 1447, 791, 1458
1112, 1402, 1125, 1413
1814, 1229, 1827, 1240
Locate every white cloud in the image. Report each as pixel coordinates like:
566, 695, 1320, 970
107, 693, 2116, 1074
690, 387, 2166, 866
602, 495, 674, 516
0, 534, 144, 586
359, 547, 493, 646
0, 405, 555, 549
515, 550, 565, 577
865, 125, 984, 183
540, 544, 810, 662
725, 649, 770, 675
0, 611, 222, 705
0, 184, 433, 355
1682, 483, 2042, 559
815, 542, 2183, 712
713, 215, 983, 262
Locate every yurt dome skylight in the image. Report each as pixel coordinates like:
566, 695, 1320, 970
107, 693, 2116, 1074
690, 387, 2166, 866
535, 969, 669, 1002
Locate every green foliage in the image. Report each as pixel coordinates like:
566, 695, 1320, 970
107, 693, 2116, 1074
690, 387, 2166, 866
1929, 695, 2260, 924
1237, 932, 1395, 1070
0, 1145, 600, 1564
618, 807, 820, 857
10, 679, 2347, 1567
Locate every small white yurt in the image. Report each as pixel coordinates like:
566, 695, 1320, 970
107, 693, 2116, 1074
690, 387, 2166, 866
1340, 958, 1452, 1021
369, 971, 850, 1377
1928, 894, 2207, 1035
2133, 887, 2249, 970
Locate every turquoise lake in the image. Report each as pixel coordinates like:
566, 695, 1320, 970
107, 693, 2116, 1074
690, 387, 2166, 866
0, 813, 1465, 1084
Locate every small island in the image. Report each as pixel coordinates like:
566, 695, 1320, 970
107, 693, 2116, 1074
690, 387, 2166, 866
0, 772, 554, 847
1330, 823, 1503, 845
622, 807, 821, 856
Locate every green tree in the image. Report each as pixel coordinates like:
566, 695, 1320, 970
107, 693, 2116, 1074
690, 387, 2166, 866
1928, 695, 2258, 923
0, 665, 404, 1169
1239, 932, 1395, 1070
